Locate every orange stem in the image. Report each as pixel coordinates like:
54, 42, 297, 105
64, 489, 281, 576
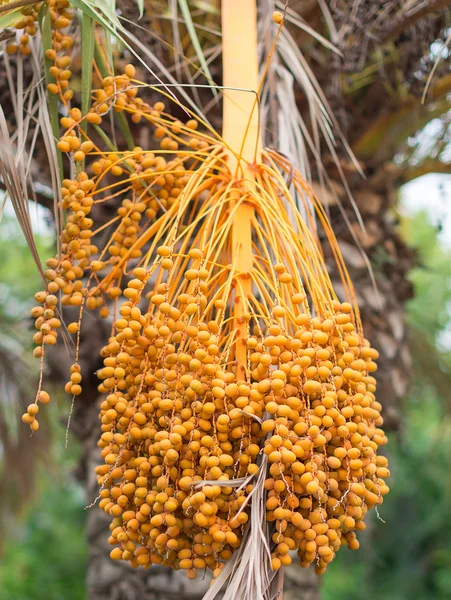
221, 0, 260, 380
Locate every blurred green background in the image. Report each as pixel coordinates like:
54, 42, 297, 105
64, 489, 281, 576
0, 187, 450, 600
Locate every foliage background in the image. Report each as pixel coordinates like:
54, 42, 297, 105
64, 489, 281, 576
0, 190, 450, 600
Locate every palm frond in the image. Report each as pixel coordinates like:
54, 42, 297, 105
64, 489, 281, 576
259, 5, 364, 195
177, 0, 218, 96
0, 3, 31, 28
422, 28, 451, 103
74, 0, 216, 122
0, 106, 45, 282
255, 3, 380, 301
201, 456, 274, 600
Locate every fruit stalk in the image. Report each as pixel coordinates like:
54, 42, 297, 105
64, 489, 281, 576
221, 0, 260, 379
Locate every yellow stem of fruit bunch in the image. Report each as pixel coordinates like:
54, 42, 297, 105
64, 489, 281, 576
221, 0, 260, 380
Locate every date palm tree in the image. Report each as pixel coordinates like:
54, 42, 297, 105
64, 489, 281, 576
1, 1, 450, 599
